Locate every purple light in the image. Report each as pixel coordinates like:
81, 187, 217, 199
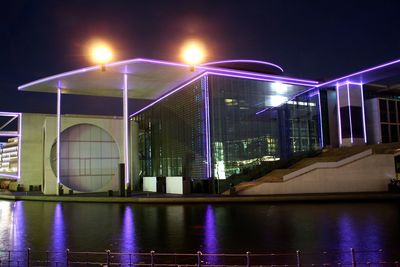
0, 112, 22, 180
12, 201, 26, 250
316, 58, 400, 88
123, 73, 130, 185
130, 72, 208, 117
202, 76, 212, 178
346, 83, 354, 144
204, 205, 218, 264
206, 71, 316, 87
52, 203, 66, 261
120, 206, 137, 256
57, 87, 61, 184
18, 58, 318, 91
317, 90, 324, 147
360, 83, 367, 143
201, 59, 284, 73
336, 83, 343, 145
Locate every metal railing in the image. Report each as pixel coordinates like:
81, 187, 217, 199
0, 248, 398, 267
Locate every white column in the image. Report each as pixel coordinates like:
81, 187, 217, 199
56, 87, 61, 195
123, 73, 130, 187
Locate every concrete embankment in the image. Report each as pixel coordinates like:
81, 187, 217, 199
0, 192, 399, 204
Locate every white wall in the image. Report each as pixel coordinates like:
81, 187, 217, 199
143, 177, 157, 192
166, 176, 183, 194
239, 153, 395, 195
19, 113, 125, 194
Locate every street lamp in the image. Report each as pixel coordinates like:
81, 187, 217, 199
181, 40, 206, 71
88, 41, 113, 71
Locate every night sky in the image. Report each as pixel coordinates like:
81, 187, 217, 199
1, 0, 400, 115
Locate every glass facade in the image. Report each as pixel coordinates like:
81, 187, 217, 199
134, 74, 321, 180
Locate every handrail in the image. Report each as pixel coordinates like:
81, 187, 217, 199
0, 248, 397, 267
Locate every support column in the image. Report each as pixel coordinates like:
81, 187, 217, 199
123, 73, 130, 189
336, 82, 367, 146
56, 87, 61, 195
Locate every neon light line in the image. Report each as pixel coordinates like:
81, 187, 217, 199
201, 59, 284, 73
17, 113, 22, 179
317, 90, 324, 147
347, 83, 354, 144
57, 87, 61, 185
206, 71, 316, 87
123, 73, 130, 185
202, 76, 212, 178
336, 83, 343, 145
256, 58, 400, 115
130, 72, 208, 117
360, 83, 367, 143
315, 58, 400, 88
18, 58, 318, 90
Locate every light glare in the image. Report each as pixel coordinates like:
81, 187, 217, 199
181, 41, 206, 65
89, 42, 113, 64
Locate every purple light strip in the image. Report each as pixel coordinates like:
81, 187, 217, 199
18, 58, 318, 91
317, 90, 324, 147
201, 59, 284, 73
57, 87, 61, 185
123, 73, 130, 185
130, 72, 208, 117
0, 173, 19, 179
346, 83, 354, 144
0, 112, 21, 180
257, 58, 400, 115
203, 76, 212, 178
205, 68, 318, 85
360, 83, 367, 143
17, 113, 22, 179
206, 71, 316, 87
316, 58, 400, 88
336, 83, 343, 145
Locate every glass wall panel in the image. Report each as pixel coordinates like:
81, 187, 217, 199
208, 75, 320, 179
134, 79, 207, 178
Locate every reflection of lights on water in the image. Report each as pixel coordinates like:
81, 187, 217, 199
204, 205, 218, 264
52, 203, 66, 255
120, 206, 137, 263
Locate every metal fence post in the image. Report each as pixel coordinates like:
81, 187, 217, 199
27, 248, 30, 267
296, 250, 301, 267
246, 251, 251, 267
150, 250, 155, 267
351, 248, 356, 267
197, 251, 202, 267
106, 250, 111, 266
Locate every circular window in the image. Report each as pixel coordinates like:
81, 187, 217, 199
50, 124, 120, 192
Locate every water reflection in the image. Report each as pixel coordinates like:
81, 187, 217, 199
119, 206, 137, 264
204, 205, 218, 264
12, 201, 25, 251
51, 203, 66, 264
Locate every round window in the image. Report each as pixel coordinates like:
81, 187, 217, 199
50, 124, 120, 192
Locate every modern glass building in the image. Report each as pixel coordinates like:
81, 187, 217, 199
133, 68, 321, 181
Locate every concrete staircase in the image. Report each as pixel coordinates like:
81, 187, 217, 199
231, 143, 400, 195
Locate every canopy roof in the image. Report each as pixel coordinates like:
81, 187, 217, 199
18, 58, 318, 100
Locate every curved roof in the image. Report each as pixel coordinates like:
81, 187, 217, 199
201, 59, 284, 75
18, 58, 318, 100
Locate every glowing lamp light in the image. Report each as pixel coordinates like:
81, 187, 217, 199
88, 41, 113, 71
181, 40, 206, 68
